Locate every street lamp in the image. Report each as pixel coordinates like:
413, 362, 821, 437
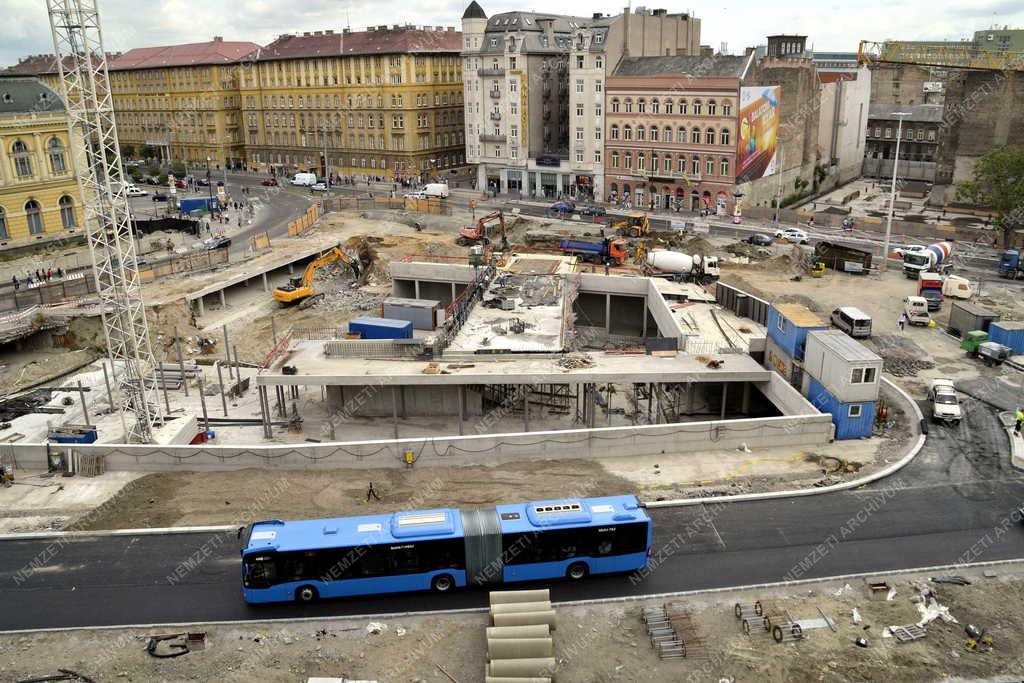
206, 156, 214, 206
773, 140, 784, 226
882, 112, 911, 271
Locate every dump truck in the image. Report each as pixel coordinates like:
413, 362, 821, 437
558, 238, 628, 265
273, 245, 362, 307
813, 241, 872, 273
645, 249, 721, 284
928, 378, 961, 425
998, 250, 1024, 279
903, 241, 953, 279
960, 330, 1012, 367
917, 272, 944, 311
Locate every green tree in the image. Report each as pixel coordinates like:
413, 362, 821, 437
957, 146, 1024, 248
170, 162, 186, 177
121, 144, 135, 159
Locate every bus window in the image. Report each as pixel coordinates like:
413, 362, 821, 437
244, 554, 278, 588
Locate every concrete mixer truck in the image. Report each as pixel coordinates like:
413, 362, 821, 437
903, 241, 953, 279
645, 249, 721, 284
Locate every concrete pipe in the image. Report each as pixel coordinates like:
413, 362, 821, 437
489, 589, 551, 606
490, 601, 552, 615
487, 637, 554, 660
484, 678, 552, 683
486, 625, 551, 640
491, 610, 558, 630
488, 657, 557, 678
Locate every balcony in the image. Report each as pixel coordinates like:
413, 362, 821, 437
489, 112, 502, 121
489, 90, 502, 99
478, 67, 506, 77
480, 134, 507, 143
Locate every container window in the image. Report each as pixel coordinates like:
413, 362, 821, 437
848, 404, 862, 418
776, 315, 785, 333
851, 368, 864, 383
864, 367, 876, 383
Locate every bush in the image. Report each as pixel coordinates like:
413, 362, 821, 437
147, 164, 161, 177
129, 168, 143, 182
157, 174, 168, 185
170, 162, 186, 177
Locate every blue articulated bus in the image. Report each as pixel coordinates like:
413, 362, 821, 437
239, 495, 652, 604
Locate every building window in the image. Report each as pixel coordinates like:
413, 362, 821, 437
691, 156, 700, 175
59, 195, 76, 228
916, 129, 924, 141
623, 126, 632, 141
576, 127, 584, 141
595, 80, 603, 93
848, 404, 862, 418
651, 99, 660, 114
720, 129, 731, 145
595, 56, 603, 69
720, 158, 730, 176
637, 154, 645, 171
624, 98, 633, 113
575, 79, 584, 94
594, 150, 601, 163
577, 55, 585, 69
624, 152, 632, 169
611, 151, 619, 167
47, 138, 66, 174
25, 200, 43, 235
679, 100, 687, 114
705, 128, 716, 144
722, 102, 732, 116
664, 100, 673, 114
927, 129, 936, 141
636, 126, 645, 141
691, 128, 701, 144
611, 99, 620, 113
875, 127, 882, 138
663, 155, 671, 172
576, 151, 584, 162
638, 99, 646, 113
12, 141, 32, 177
884, 128, 892, 138
707, 101, 717, 115
610, 125, 619, 140
662, 127, 672, 142
706, 157, 714, 175
0, 207, 7, 239
576, 103, 584, 117
510, 147, 518, 159
595, 103, 602, 117
650, 127, 659, 141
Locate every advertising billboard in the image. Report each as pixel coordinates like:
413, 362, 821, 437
736, 86, 781, 184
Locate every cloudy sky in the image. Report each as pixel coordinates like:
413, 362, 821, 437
3, 0, 1022, 68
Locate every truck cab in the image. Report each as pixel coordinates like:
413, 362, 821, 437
903, 296, 930, 325
999, 250, 1022, 279
918, 272, 944, 311
928, 378, 962, 425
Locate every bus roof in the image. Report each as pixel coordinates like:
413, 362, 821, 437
244, 495, 646, 555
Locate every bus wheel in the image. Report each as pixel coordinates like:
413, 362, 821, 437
567, 562, 589, 580
431, 574, 454, 593
295, 585, 319, 603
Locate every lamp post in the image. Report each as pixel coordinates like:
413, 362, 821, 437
773, 140, 784, 226
882, 112, 911, 271
205, 156, 214, 206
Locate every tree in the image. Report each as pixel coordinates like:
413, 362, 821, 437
957, 146, 1024, 248
121, 144, 135, 159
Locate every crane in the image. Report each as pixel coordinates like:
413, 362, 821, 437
46, 0, 163, 442
456, 210, 509, 250
273, 245, 363, 307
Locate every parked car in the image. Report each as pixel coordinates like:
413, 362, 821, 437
774, 228, 809, 244
894, 244, 927, 258
261, 177, 278, 187
747, 233, 774, 247
152, 192, 169, 202
577, 206, 606, 216
204, 236, 232, 250
124, 184, 148, 197
197, 178, 211, 187
174, 179, 187, 189
404, 192, 427, 200
310, 182, 328, 192
143, 176, 161, 185
550, 200, 576, 214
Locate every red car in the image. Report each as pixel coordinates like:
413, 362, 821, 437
174, 179, 186, 189
261, 178, 279, 187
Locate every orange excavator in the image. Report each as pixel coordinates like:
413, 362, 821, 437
456, 211, 509, 250
273, 245, 362, 307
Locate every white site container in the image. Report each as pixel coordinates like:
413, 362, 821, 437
802, 329, 882, 404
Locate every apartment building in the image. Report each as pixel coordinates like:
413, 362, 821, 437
461, 3, 700, 201
242, 26, 465, 179
603, 55, 753, 212
0, 77, 82, 245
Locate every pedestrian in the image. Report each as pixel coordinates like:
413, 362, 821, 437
366, 481, 381, 502
56, 267, 63, 279
47, 268, 52, 281
11, 275, 18, 291
897, 313, 906, 331
1016, 407, 1023, 435
26, 274, 33, 286
35, 269, 42, 282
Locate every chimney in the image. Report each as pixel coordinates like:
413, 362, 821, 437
325, 30, 334, 34
447, 26, 454, 32
593, 12, 602, 19
303, 31, 311, 36
622, 6, 630, 57
314, 30, 322, 36
212, 36, 223, 42
342, 28, 350, 34
653, 8, 666, 16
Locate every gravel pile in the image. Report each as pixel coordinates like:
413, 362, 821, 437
883, 356, 935, 377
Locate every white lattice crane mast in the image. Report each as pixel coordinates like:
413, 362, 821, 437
46, 0, 163, 442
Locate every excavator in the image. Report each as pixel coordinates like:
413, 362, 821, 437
612, 212, 650, 238
273, 245, 364, 308
456, 210, 509, 250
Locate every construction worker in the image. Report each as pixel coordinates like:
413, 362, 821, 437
1015, 407, 1023, 435
404, 450, 416, 468
366, 481, 381, 502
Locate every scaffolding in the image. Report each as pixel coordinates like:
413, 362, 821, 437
47, 0, 163, 442
858, 40, 1024, 71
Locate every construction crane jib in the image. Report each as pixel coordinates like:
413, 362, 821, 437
46, 0, 164, 442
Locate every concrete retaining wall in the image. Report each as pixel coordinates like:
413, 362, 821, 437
11, 414, 834, 472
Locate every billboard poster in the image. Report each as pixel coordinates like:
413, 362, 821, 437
736, 86, 780, 184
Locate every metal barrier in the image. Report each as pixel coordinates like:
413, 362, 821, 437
323, 339, 436, 359
715, 281, 770, 326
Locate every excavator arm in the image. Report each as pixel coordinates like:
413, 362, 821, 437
274, 245, 361, 304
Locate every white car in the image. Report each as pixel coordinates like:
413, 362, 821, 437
774, 228, 808, 244
124, 184, 148, 197
894, 244, 927, 257
928, 378, 961, 425
404, 192, 427, 199
310, 182, 328, 192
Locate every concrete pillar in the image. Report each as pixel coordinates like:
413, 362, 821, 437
400, 386, 407, 417
654, 384, 661, 424
605, 294, 611, 334
720, 382, 729, 420
522, 384, 529, 432
458, 386, 465, 435
414, 280, 421, 299
741, 382, 751, 415
326, 386, 343, 412
259, 386, 272, 438
288, 263, 295, 275
687, 382, 696, 415
196, 296, 205, 317
219, 289, 226, 308
642, 304, 648, 338
262, 272, 269, 292
451, 282, 457, 302
391, 386, 399, 440
535, 172, 543, 196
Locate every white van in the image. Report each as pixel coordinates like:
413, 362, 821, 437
123, 184, 148, 197
831, 306, 872, 338
290, 172, 317, 186
422, 182, 450, 198
903, 296, 930, 326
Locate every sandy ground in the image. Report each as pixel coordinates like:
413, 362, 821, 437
3, 564, 1024, 682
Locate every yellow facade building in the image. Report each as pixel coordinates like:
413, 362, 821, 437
0, 77, 82, 246
242, 26, 465, 179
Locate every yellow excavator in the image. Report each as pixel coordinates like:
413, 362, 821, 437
273, 245, 363, 307
613, 212, 650, 238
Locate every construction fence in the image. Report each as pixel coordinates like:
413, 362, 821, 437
137, 248, 229, 283
287, 204, 325, 236
0, 273, 97, 314
323, 196, 452, 215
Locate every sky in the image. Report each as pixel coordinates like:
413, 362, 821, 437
3, 0, 1022, 68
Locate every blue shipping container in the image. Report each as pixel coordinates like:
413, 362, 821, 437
178, 197, 220, 214
348, 316, 413, 340
767, 304, 829, 361
987, 321, 1024, 355
805, 376, 875, 440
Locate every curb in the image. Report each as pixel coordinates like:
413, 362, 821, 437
645, 376, 925, 508
998, 410, 1024, 471
2, 556, 1020, 635
0, 525, 237, 542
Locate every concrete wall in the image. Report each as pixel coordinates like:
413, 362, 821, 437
14, 413, 834, 472
327, 384, 485, 418
818, 68, 870, 185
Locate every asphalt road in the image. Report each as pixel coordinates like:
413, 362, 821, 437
2, 452, 1023, 631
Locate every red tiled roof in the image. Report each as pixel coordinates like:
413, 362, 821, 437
4, 54, 77, 76
108, 39, 261, 70
255, 27, 461, 61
